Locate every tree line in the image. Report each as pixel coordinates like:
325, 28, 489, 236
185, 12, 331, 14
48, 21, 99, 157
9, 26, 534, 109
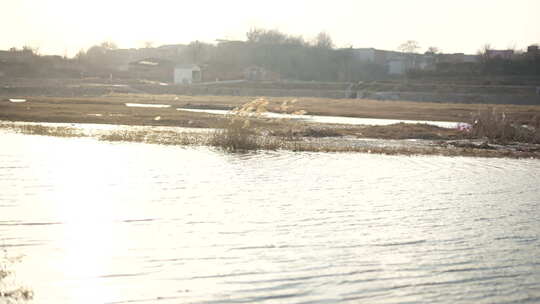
3, 29, 539, 81
71, 29, 388, 81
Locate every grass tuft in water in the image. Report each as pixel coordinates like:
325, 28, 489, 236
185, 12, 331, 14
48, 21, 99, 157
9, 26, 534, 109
4, 123, 83, 137
210, 97, 301, 151
99, 130, 208, 146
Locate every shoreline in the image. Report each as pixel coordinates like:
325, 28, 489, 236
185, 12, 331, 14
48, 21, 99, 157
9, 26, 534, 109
1, 93, 540, 158
2, 120, 540, 159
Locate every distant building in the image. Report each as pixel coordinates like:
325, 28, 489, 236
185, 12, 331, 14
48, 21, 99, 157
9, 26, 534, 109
243, 66, 280, 81
388, 59, 406, 75
352, 48, 395, 65
350, 48, 439, 75
486, 49, 514, 60
106, 44, 187, 71
156, 44, 188, 58
527, 45, 539, 57
128, 59, 201, 84
174, 64, 201, 84
129, 58, 176, 82
0, 50, 10, 61
0, 49, 34, 64
439, 53, 478, 64
353, 48, 377, 62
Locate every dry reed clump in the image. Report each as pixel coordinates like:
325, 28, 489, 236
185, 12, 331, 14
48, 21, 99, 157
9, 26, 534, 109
359, 123, 462, 140
210, 97, 313, 151
210, 97, 283, 151
99, 130, 208, 146
270, 126, 343, 139
99, 130, 147, 142
210, 123, 260, 151
1, 249, 33, 302
470, 109, 540, 144
5, 124, 83, 137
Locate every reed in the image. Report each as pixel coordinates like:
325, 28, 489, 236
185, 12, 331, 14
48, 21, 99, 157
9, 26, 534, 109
470, 109, 540, 144
210, 97, 283, 151
2, 115, 539, 158
4, 124, 83, 137
99, 130, 208, 146
1, 248, 33, 302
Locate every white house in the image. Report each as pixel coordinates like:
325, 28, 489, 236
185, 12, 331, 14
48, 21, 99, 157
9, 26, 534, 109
174, 64, 201, 84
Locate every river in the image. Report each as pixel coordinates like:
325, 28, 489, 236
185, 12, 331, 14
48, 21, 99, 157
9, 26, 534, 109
1, 132, 539, 303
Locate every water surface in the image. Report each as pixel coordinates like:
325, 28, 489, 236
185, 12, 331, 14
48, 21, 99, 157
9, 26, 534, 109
178, 108, 462, 128
1, 132, 539, 304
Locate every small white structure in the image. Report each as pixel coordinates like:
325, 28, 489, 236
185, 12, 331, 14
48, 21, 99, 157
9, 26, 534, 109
174, 64, 201, 84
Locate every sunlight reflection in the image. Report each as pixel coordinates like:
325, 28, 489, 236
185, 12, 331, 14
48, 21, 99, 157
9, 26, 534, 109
47, 139, 132, 303
5, 132, 539, 303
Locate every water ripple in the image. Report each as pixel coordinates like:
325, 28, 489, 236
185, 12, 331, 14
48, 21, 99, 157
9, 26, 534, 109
1, 133, 539, 304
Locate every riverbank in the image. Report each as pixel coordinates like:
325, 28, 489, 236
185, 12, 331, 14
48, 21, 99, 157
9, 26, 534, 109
2, 121, 540, 159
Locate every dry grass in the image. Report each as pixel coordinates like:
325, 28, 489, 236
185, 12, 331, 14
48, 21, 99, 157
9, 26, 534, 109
2, 107, 540, 158
271, 127, 343, 139
0, 288, 34, 302
113, 93, 540, 122
4, 124, 83, 137
210, 123, 260, 151
209, 98, 281, 151
1, 249, 33, 302
357, 123, 463, 140
6, 93, 540, 127
99, 130, 209, 146
210, 126, 283, 152
470, 108, 540, 143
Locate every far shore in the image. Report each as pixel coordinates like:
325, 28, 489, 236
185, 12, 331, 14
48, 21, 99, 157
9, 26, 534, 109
2, 93, 540, 126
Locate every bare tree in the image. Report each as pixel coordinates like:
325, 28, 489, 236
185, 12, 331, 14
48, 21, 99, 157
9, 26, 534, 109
100, 41, 118, 50
22, 45, 39, 55
247, 28, 286, 44
143, 41, 154, 48
246, 27, 305, 46
313, 32, 334, 49
507, 42, 517, 51
75, 49, 86, 60
398, 40, 420, 53
477, 43, 492, 62
426, 46, 440, 54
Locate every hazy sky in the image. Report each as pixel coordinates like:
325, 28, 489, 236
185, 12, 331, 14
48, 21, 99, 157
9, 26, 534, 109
2, 0, 539, 56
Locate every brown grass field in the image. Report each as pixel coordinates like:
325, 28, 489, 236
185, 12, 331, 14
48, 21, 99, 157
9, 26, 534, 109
2, 93, 540, 127
1, 93, 540, 158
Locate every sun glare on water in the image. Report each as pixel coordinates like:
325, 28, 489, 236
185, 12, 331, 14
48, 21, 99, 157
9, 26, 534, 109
11, 136, 151, 303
